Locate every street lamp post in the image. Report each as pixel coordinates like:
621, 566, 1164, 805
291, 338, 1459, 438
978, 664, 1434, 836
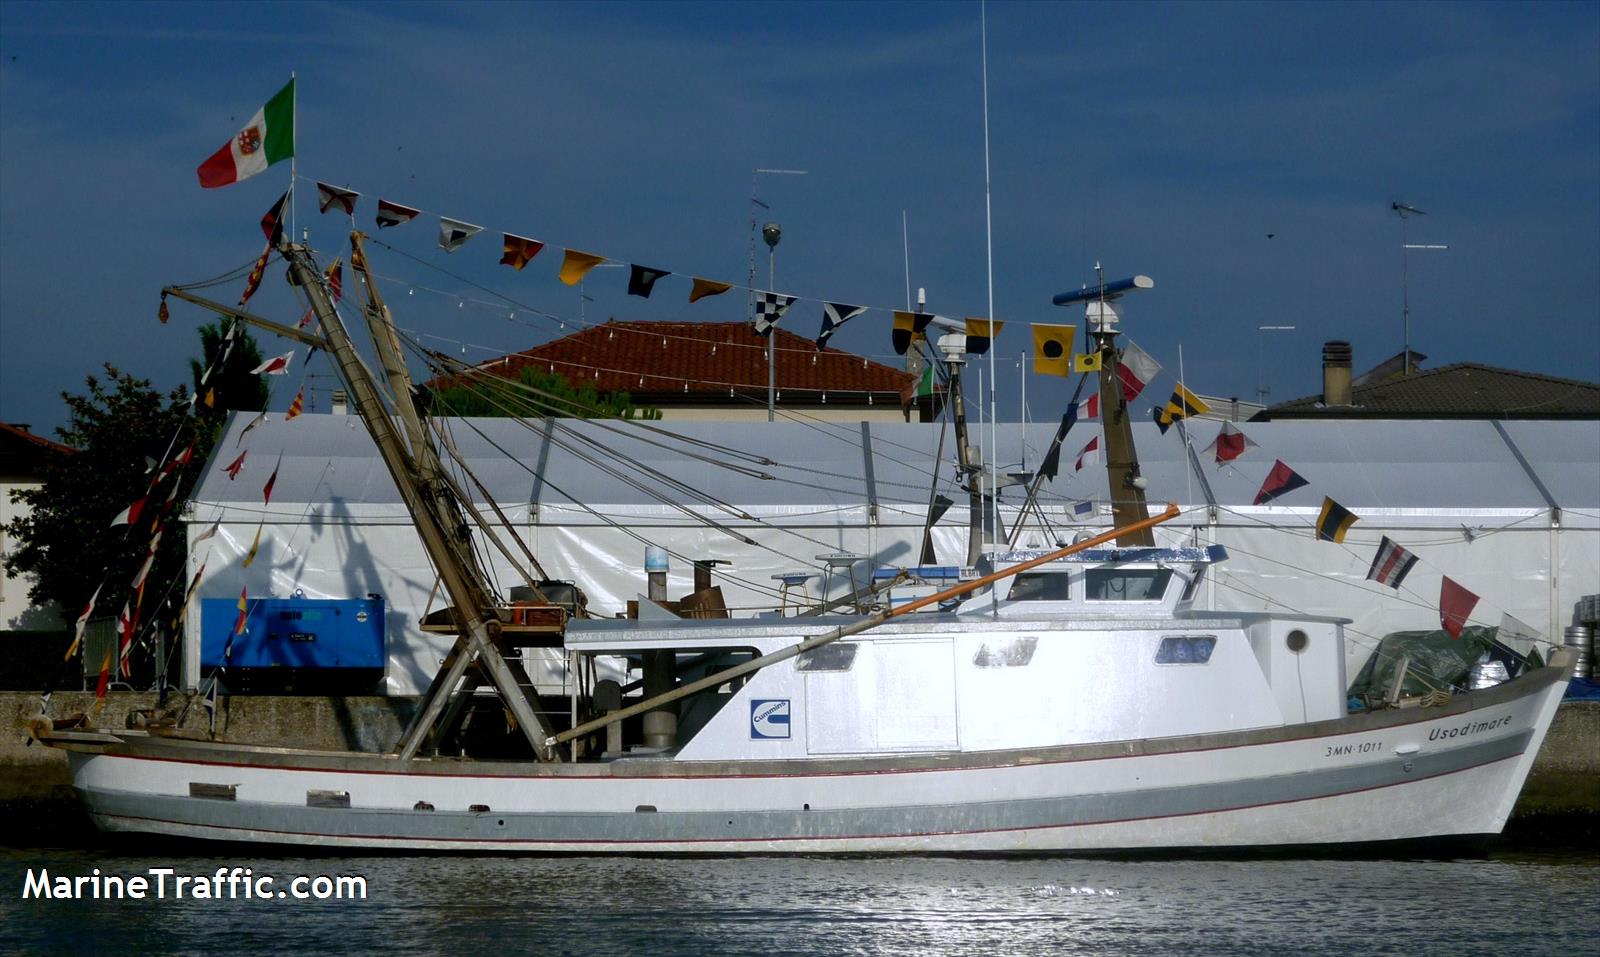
762, 222, 782, 422
749, 168, 807, 422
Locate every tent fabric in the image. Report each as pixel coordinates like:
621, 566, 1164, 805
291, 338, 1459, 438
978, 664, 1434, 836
184, 413, 1600, 694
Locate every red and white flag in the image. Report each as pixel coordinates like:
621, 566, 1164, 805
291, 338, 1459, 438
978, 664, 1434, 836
316, 182, 360, 215
1205, 421, 1256, 466
1082, 392, 1100, 419
64, 583, 103, 661
110, 497, 146, 528
223, 451, 247, 480
1074, 435, 1103, 472
116, 601, 135, 672
375, 199, 420, 229
1116, 341, 1162, 402
251, 351, 293, 375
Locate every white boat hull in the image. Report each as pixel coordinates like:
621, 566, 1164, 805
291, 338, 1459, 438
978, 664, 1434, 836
52, 662, 1567, 853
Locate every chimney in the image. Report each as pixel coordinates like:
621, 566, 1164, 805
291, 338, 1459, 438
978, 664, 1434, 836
330, 389, 348, 415
1322, 341, 1353, 407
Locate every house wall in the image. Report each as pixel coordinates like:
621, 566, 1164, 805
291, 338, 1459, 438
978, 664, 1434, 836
0, 479, 63, 630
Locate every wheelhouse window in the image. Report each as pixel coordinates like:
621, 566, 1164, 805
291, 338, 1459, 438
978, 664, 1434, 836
796, 642, 858, 673
1155, 635, 1216, 664
1179, 568, 1205, 603
1085, 568, 1173, 601
1007, 572, 1072, 602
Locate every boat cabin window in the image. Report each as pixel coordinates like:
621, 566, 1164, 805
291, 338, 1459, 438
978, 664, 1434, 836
1179, 568, 1205, 603
973, 637, 1038, 668
1006, 572, 1073, 602
1155, 635, 1216, 664
1085, 568, 1173, 601
795, 642, 858, 673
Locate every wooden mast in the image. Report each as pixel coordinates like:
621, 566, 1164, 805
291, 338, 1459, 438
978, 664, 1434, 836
1056, 272, 1157, 547
286, 236, 562, 761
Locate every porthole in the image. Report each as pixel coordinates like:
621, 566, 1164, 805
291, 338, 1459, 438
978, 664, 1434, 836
1286, 629, 1309, 653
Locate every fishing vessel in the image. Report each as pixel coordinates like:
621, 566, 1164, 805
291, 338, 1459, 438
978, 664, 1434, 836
30, 235, 1571, 852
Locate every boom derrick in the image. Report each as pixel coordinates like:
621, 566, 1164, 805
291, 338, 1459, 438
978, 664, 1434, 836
278, 237, 562, 761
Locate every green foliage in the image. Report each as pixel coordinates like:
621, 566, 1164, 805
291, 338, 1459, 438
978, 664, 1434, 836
429, 367, 661, 420
189, 320, 269, 441
4, 323, 271, 627
3, 365, 193, 618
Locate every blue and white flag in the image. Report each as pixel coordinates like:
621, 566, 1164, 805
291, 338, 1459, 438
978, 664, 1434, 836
816, 302, 866, 350
753, 292, 796, 336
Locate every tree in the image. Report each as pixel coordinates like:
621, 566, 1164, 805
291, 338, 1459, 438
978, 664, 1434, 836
4, 365, 193, 622
3, 323, 271, 675
428, 366, 661, 420
189, 319, 269, 440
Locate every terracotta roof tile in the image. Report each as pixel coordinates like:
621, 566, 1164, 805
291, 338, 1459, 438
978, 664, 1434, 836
0, 422, 74, 477
433, 320, 913, 403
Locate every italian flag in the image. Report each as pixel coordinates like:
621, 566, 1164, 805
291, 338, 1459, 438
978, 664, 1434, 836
197, 79, 295, 188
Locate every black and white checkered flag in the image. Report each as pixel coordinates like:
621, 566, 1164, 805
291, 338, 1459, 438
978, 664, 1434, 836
753, 291, 796, 336
816, 302, 866, 350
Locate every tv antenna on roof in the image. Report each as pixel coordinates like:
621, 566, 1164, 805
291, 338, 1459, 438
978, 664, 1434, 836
1391, 201, 1448, 375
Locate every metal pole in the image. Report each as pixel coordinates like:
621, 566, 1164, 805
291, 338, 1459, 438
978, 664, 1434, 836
1401, 213, 1410, 374
980, 1, 999, 568
768, 246, 776, 422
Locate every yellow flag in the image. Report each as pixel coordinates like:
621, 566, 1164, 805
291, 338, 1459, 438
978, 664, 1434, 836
1154, 382, 1211, 434
688, 277, 733, 303
891, 311, 925, 355
558, 249, 605, 286
965, 318, 1004, 355
1074, 352, 1103, 373
1031, 324, 1076, 377
204, 386, 216, 408
242, 523, 263, 568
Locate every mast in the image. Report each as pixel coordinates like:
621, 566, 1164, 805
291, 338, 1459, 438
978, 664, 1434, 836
287, 237, 562, 760
945, 344, 986, 568
1054, 272, 1157, 547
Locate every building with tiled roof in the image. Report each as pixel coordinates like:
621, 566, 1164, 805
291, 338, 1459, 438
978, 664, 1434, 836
1258, 342, 1600, 420
432, 320, 919, 422
2, 423, 74, 629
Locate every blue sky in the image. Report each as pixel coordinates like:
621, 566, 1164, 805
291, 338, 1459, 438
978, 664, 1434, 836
2, 0, 1596, 436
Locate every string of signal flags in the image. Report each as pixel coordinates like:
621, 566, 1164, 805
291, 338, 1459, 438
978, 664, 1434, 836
191, 77, 1109, 378
1029, 374, 1505, 647
303, 177, 1101, 375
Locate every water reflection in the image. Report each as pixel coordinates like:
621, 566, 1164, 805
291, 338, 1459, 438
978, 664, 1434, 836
4, 850, 1596, 956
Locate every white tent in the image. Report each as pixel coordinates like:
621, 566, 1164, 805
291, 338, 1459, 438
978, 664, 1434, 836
185, 412, 1600, 694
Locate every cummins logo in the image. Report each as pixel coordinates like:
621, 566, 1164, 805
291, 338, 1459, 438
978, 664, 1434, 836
751, 699, 791, 739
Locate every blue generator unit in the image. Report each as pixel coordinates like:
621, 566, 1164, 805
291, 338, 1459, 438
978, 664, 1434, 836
201, 596, 385, 694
